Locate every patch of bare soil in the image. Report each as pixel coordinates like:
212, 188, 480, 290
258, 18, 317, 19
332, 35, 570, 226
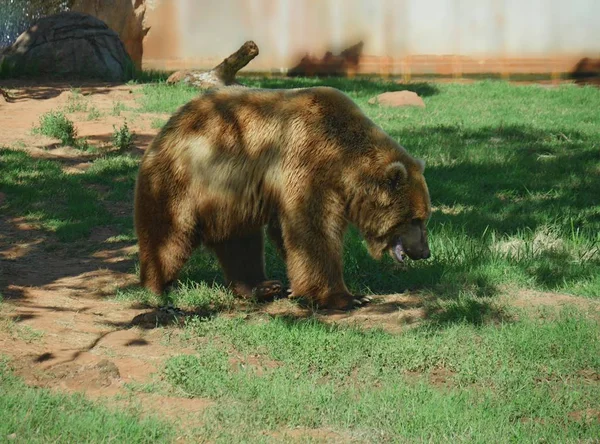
568, 409, 600, 424
1, 81, 598, 434
0, 80, 162, 159
507, 289, 600, 319
403, 367, 458, 389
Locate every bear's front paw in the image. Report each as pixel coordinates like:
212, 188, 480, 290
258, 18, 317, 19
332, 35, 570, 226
288, 292, 372, 311
328, 294, 373, 310
322, 293, 362, 311
252, 280, 284, 302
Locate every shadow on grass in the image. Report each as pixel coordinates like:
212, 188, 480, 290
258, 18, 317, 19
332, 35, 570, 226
239, 76, 440, 98
422, 297, 514, 327
2, 117, 598, 328
0, 148, 141, 300
0, 147, 140, 238
391, 124, 599, 233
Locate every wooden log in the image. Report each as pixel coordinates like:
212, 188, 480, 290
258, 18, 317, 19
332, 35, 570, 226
166, 40, 259, 88
0, 88, 11, 102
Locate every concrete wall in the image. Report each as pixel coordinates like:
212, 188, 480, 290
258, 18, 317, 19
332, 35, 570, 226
142, 0, 600, 75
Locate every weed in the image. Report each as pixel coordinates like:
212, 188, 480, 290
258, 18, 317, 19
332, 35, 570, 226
64, 89, 88, 113
111, 101, 127, 116
112, 121, 134, 151
34, 110, 77, 145
86, 106, 102, 120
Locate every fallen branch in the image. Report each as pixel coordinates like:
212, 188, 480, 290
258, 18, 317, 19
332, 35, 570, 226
167, 41, 259, 89
0, 87, 11, 102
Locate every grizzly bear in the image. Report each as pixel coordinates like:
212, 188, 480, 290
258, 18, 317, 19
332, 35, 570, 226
134, 86, 431, 310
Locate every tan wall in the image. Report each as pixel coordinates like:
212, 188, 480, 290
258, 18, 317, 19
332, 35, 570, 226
142, 0, 600, 75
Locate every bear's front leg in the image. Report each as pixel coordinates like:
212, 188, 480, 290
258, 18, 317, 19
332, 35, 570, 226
280, 215, 357, 310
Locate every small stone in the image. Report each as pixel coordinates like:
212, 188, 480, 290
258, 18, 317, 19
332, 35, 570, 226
368, 91, 425, 108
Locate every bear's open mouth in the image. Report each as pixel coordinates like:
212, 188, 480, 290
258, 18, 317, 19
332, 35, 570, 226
390, 240, 405, 262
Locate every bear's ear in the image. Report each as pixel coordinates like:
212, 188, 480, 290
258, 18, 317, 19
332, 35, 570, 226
385, 161, 408, 188
415, 158, 426, 173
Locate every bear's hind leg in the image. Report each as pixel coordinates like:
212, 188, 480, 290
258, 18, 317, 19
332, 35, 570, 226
138, 221, 199, 295
209, 231, 282, 301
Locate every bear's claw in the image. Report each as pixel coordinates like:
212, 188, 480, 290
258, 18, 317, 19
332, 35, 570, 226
252, 280, 285, 301
353, 295, 373, 307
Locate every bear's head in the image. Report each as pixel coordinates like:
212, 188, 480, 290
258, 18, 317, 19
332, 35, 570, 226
349, 155, 431, 263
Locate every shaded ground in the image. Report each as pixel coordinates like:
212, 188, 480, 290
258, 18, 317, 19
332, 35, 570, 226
0, 81, 598, 438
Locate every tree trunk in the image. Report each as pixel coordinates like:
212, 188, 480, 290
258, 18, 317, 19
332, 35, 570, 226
166, 41, 259, 89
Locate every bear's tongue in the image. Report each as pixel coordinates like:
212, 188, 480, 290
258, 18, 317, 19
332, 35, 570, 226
392, 240, 405, 262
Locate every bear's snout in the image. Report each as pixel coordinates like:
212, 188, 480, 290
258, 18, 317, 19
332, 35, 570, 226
405, 245, 430, 261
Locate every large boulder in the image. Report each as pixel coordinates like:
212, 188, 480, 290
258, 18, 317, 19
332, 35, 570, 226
1, 12, 133, 81
70, 0, 149, 69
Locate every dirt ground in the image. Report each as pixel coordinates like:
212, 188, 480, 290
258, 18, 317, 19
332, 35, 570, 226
0, 81, 597, 423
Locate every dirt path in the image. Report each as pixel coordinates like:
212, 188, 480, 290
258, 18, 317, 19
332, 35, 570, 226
0, 81, 188, 400
1, 81, 598, 425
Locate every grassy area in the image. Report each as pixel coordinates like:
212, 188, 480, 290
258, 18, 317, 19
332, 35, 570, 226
1, 77, 599, 441
0, 358, 174, 442
157, 307, 600, 442
0, 149, 137, 241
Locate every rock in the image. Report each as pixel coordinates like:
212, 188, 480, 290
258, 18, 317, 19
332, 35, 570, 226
71, 0, 149, 70
368, 91, 426, 108
1, 12, 133, 81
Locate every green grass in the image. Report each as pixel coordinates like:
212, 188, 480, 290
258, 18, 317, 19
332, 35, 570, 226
126, 68, 173, 84
136, 82, 201, 114
156, 307, 600, 441
0, 358, 174, 442
151, 117, 167, 129
2, 77, 600, 440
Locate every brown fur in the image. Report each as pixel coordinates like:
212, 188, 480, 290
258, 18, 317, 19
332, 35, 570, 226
134, 86, 431, 310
